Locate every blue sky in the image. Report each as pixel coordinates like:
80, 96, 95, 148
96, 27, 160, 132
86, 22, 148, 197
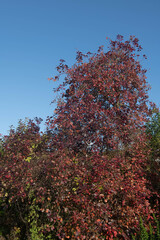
0, 0, 160, 135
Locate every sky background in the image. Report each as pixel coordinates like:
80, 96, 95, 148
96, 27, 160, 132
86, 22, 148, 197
0, 0, 160, 135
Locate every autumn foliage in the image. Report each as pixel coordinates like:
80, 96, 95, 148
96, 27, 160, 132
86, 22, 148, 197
1, 36, 159, 239
48, 35, 153, 154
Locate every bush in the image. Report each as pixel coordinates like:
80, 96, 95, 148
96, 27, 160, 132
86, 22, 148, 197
132, 214, 160, 240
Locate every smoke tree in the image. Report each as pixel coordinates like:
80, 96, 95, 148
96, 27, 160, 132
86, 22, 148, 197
48, 35, 154, 154
46, 35, 159, 238
1, 36, 159, 239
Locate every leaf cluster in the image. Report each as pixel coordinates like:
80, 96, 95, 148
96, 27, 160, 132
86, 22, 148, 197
1, 35, 160, 240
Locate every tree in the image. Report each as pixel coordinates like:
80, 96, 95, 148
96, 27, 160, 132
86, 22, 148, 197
146, 111, 160, 199
0, 118, 53, 239
1, 36, 159, 239
48, 35, 155, 154
43, 35, 159, 238
146, 111, 160, 160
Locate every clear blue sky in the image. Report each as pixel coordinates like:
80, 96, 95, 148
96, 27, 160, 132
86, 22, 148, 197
0, 0, 160, 135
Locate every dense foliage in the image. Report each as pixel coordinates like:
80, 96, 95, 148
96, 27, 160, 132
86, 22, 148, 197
132, 215, 160, 240
0, 36, 159, 239
146, 111, 160, 160
48, 35, 154, 154
145, 111, 160, 203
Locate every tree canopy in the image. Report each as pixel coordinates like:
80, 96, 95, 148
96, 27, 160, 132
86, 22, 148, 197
48, 35, 155, 154
146, 111, 160, 160
1, 35, 159, 240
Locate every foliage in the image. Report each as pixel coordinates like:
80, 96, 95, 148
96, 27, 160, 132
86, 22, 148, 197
0, 118, 53, 239
146, 111, 160, 159
1, 35, 160, 239
48, 35, 155, 154
145, 111, 160, 205
132, 214, 160, 240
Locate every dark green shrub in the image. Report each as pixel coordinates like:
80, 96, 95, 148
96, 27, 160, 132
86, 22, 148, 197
132, 214, 160, 240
